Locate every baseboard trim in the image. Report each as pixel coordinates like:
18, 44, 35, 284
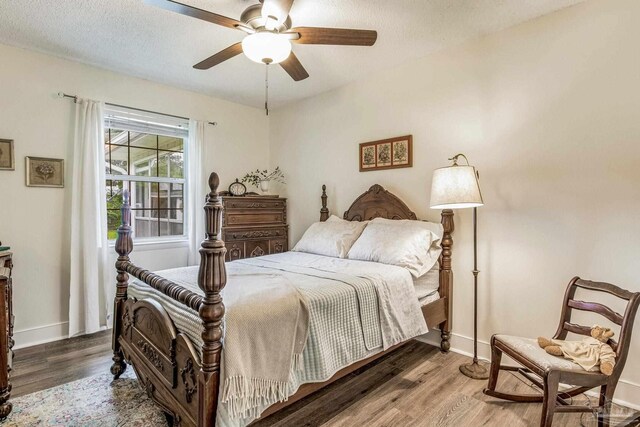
13, 321, 70, 350
416, 329, 640, 410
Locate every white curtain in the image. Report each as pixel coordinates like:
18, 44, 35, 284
69, 99, 109, 337
187, 119, 206, 266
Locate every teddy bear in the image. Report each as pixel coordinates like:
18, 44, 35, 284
537, 325, 616, 375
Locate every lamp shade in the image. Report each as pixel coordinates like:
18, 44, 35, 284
242, 32, 292, 64
430, 165, 483, 209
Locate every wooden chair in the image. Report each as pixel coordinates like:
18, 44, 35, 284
483, 277, 640, 427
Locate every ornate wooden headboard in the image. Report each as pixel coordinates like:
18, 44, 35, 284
341, 184, 417, 221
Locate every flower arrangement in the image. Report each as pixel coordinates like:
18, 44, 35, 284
242, 167, 286, 188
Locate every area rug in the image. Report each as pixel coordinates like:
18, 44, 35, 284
4, 370, 168, 426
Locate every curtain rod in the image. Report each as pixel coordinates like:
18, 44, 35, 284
57, 92, 217, 126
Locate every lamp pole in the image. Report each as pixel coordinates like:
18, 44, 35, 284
473, 206, 480, 364
459, 201, 488, 379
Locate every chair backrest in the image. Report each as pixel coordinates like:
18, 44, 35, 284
553, 277, 640, 375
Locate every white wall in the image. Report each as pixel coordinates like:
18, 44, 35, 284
269, 0, 640, 408
0, 43, 269, 348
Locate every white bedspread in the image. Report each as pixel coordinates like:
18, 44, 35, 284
128, 252, 428, 426
244, 254, 428, 350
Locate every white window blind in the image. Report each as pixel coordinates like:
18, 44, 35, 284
104, 104, 189, 139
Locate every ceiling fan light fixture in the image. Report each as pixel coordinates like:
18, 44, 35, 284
242, 32, 292, 64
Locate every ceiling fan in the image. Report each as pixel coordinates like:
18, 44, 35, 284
145, 0, 378, 82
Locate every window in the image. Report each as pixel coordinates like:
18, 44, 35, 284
104, 106, 188, 241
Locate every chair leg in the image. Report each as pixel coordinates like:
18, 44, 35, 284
540, 372, 559, 427
485, 339, 502, 392
598, 383, 617, 427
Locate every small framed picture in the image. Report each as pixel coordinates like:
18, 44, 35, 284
0, 139, 15, 170
26, 156, 65, 188
392, 139, 410, 166
359, 135, 413, 172
361, 145, 376, 169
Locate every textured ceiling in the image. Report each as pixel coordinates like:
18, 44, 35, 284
0, 0, 585, 108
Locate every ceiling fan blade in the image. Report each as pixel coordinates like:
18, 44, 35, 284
193, 42, 243, 70
261, 0, 295, 26
289, 27, 377, 46
145, 0, 249, 31
280, 51, 309, 81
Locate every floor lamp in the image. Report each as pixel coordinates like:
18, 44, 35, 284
430, 153, 488, 380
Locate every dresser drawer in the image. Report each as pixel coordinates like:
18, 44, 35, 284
269, 239, 287, 255
224, 198, 286, 211
225, 212, 285, 227
226, 242, 245, 262
246, 241, 269, 258
224, 227, 287, 242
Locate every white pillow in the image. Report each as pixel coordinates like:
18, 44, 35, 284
292, 215, 368, 258
371, 217, 443, 240
326, 214, 369, 226
347, 218, 443, 277
325, 215, 345, 223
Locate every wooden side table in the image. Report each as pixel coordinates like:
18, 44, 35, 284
0, 251, 13, 419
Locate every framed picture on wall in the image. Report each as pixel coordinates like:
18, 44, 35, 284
25, 156, 65, 188
0, 139, 14, 170
359, 135, 413, 172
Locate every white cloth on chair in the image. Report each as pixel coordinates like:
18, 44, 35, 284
494, 335, 587, 372
548, 336, 615, 372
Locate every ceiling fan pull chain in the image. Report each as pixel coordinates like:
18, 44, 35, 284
265, 64, 270, 116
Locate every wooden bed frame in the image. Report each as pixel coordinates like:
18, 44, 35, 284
110, 173, 454, 427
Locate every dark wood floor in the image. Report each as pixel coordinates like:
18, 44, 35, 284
12, 330, 113, 397
11, 332, 638, 426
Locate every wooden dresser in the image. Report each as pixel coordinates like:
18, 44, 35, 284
221, 196, 288, 261
0, 251, 13, 419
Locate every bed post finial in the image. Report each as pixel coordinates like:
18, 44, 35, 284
197, 171, 227, 423
111, 189, 133, 379
209, 172, 220, 196
439, 209, 454, 352
115, 189, 133, 258
320, 185, 329, 222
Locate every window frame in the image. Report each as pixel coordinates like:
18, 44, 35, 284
104, 128, 188, 244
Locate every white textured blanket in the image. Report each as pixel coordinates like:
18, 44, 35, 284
242, 257, 428, 350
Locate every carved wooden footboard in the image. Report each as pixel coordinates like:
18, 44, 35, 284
111, 173, 225, 427
118, 299, 201, 425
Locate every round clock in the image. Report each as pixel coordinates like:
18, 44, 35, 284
228, 179, 247, 196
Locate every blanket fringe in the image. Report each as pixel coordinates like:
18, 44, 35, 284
221, 352, 304, 420
292, 352, 304, 372
222, 376, 288, 420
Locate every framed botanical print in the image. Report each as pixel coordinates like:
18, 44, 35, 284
0, 139, 14, 170
359, 135, 413, 172
25, 156, 65, 188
